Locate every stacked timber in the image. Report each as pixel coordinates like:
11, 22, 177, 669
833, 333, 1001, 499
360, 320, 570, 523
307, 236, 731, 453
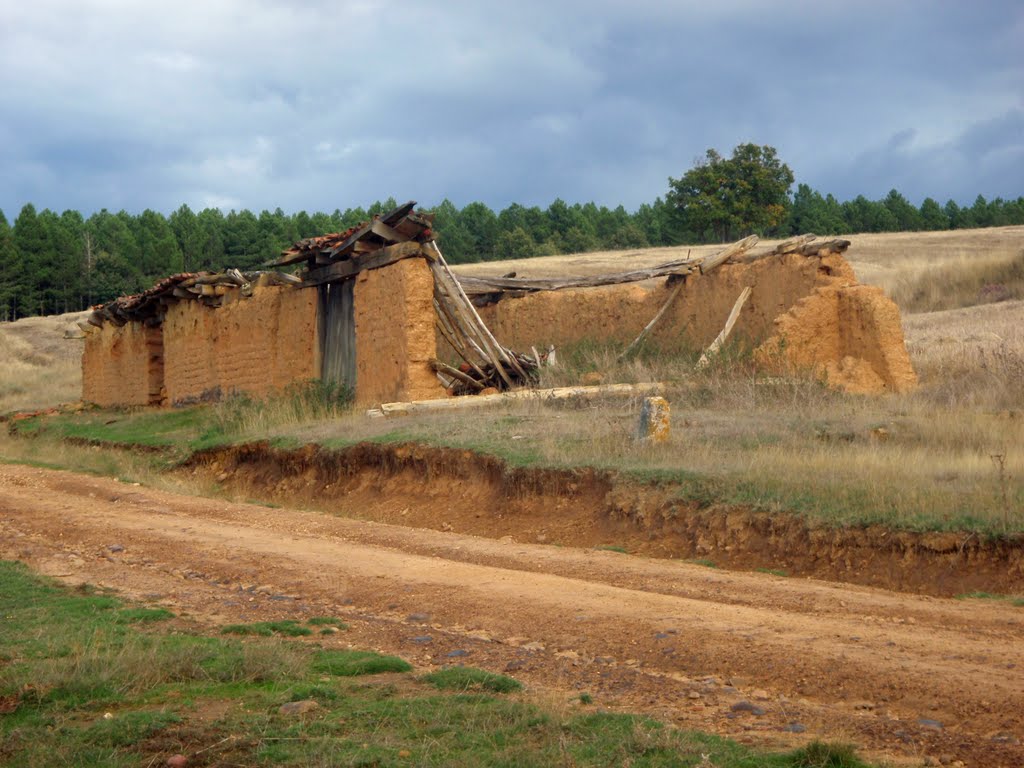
428, 241, 540, 393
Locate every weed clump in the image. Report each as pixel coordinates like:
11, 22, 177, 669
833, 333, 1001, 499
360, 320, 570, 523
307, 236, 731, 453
421, 667, 522, 694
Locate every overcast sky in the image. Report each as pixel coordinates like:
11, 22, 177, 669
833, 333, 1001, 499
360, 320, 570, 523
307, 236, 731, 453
1, 0, 1021, 217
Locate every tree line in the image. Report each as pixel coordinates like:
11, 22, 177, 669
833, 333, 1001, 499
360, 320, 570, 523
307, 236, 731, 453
1, 147, 1022, 320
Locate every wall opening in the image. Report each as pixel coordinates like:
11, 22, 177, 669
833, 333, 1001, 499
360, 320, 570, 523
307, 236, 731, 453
318, 279, 356, 394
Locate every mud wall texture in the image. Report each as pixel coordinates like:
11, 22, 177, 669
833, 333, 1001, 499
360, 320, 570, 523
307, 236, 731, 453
466, 252, 916, 395
82, 322, 163, 407
162, 285, 319, 405
353, 258, 446, 407
474, 253, 854, 354
756, 284, 919, 394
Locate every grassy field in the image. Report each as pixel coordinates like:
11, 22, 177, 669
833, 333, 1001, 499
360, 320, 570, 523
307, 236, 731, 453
0, 311, 87, 414
0, 560, 869, 767
1, 227, 1022, 534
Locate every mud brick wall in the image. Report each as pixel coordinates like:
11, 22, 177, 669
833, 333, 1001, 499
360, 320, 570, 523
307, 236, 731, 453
757, 284, 918, 394
82, 322, 163, 407
162, 285, 319, 405
464, 251, 916, 395
474, 252, 855, 355
353, 257, 446, 407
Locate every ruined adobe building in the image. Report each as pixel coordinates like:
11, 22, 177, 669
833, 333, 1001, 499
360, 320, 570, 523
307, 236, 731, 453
81, 203, 917, 409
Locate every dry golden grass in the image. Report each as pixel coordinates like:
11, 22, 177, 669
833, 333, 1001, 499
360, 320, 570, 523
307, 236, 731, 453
0, 311, 86, 414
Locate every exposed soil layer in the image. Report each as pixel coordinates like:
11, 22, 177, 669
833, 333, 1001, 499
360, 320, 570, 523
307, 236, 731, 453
190, 441, 1024, 598
1, 462, 1022, 767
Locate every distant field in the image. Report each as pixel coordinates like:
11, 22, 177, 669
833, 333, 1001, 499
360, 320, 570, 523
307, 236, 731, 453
454, 225, 1024, 294
0, 311, 87, 414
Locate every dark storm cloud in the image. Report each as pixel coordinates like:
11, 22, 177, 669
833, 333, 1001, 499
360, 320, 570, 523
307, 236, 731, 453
0, 0, 1020, 216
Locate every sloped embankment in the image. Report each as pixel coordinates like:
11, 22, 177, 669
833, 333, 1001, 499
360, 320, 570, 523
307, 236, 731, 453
187, 441, 1024, 597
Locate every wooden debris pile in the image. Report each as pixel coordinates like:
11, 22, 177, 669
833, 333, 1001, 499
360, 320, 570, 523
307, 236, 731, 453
84, 270, 302, 329
428, 241, 541, 394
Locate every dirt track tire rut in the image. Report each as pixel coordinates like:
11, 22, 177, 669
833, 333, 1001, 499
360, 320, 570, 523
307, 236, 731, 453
1, 464, 1022, 767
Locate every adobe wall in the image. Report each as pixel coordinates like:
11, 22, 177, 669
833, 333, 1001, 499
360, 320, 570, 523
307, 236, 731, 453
162, 284, 319, 405
471, 252, 855, 354
353, 257, 446, 407
460, 251, 916, 395
82, 322, 163, 407
756, 285, 919, 394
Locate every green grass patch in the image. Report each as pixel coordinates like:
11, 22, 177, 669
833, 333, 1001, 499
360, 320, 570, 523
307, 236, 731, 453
596, 544, 629, 554
306, 616, 347, 627
9, 406, 210, 450
221, 620, 313, 637
0, 559, 876, 767
115, 607, 175, 623
312, 649, 413, 676
687, 558, 718, 568
421, 666, 523, 694
756, 568, 789, 578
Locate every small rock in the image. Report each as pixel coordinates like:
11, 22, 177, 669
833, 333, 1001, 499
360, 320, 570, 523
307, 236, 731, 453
727, 677, 747, 687
918, 718, 943, 730
555, 650, 580, 662
406, 613, 430, 623
255, 585, 273, 594
751, 689, 770, 701
782, 723, 806, 733
687, 691, 702, 700
446, 649, 470, 658
411, 636, 432, 644
166, 755, 188, 768
279, 700, 319, 715
521, 641, 545, 652
922, 758, 939, 767
636, 396, 671, 443
103, 712, 114, 720
990, 733, 1021, 745
504, 659, 525, 672
107, 544, 124, 553
398, 750, 412, 759
938, 756, 955, 766
730, 701, 766, 716
852, 700, 876, 710
654, 632, 671, 640
535, 533, 548, 544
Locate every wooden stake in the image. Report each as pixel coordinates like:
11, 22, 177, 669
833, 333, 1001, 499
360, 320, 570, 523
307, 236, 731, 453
618, 279, 687, 361
696, 286, 752, 369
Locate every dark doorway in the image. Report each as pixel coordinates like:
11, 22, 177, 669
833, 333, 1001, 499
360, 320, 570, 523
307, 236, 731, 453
318, 280, 356, 393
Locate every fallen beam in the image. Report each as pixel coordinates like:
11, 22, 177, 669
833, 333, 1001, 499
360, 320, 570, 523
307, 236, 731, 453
366, 382, 667, 418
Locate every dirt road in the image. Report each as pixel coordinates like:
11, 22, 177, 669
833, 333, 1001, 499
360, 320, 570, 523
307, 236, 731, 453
1, 463, 1021, 766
